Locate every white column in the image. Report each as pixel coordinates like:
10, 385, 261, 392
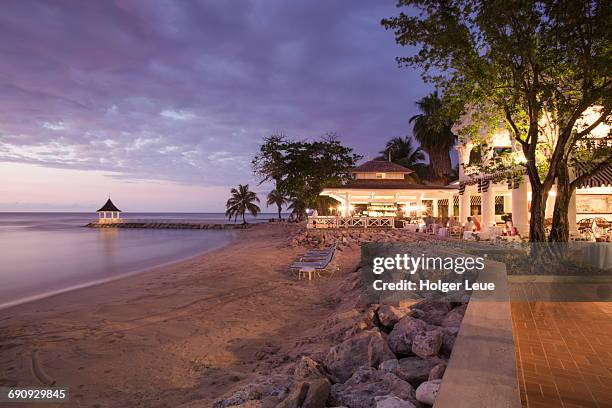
568, 190, 578, 234
343, 192, 350, 217
459, 192, 470, 223
416, 194, 424, 218
545, 190, 556, 219
512, 181, 529, 236
481, 188, 495, 228
448, 194, 454, 217
433, 199, 439, 217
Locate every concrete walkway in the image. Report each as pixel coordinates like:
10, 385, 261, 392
511, 301, 612, 408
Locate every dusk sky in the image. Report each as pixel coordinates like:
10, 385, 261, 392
0, 0, 432, 212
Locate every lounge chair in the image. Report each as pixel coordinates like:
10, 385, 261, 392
289, 244, 337, 279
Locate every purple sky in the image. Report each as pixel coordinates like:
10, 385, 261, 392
0, 0, 432, 212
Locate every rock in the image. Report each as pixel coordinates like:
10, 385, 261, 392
415, 379, 442, 405
428, 363, 446, 380
294, 356, 327, 380
441, 304, 468, 328
213, 375, 293, 408
226, 401, 263, 408
329, 367, 416, 408
377, 305, 407, 328
378, 359, 399, 373
374, 395, 417, 408
440, 327, 459, 355
275, 382, 309, 408
387, 316, 427, 354
411, 330, 443, 358
302, 378, 330, 408
410, 297, 452, 325
324, 330, 395, 383
395, 356, 445, 385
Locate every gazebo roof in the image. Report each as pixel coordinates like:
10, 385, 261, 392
352, 160, 414, 174
97, 198, 122, 212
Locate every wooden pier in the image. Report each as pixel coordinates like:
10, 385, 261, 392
86, 219, 251, 230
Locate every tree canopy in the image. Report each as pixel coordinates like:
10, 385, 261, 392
382, 0, 611, 241
252, 134, 361, 211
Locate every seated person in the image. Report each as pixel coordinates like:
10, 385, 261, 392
464, 217, 475, 232
505, 220, 519, 236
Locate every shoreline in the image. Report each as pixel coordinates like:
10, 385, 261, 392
0, 230, 238, 312
0, 223, 361, 407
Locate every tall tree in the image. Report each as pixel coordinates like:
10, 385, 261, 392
382, 0, 611, 242
225, 184, 261, 224
252, 134, 361, 208
266, 189, 288, 220
409, 92, 457, 184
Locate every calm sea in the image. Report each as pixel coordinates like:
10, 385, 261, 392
0, 212, 276, 310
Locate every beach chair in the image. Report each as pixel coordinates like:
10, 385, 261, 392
289, 244, 337, 279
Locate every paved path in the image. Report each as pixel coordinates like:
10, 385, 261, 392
512, 301, 612, 408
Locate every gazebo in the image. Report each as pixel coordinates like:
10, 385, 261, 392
96, 197, 122, 223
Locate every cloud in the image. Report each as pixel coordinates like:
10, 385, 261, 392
0, 0, 430, 193
160, 109, 195, 120
42, 121, 65, 131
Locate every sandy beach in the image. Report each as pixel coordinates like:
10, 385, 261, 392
0, 224, 362, 407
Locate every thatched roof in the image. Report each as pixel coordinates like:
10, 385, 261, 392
97, 198, 122, 212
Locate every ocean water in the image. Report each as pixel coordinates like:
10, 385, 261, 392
0, 212, 276, 310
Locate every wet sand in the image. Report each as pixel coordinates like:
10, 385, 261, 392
0, 223, 360, 408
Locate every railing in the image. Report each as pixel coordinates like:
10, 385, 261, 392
306, 216, 395, 229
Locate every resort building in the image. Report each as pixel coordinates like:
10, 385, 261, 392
311, 108, 611, 238
313, 160, 457, 228
455, 107, 612, 238
96, 197, 122, 223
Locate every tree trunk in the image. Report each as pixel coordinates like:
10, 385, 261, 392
529, 186, 548, 242
549, 164, 571, 242
242, 211, 246, 224
277, 204, 282, 220
428, 148, 452, 185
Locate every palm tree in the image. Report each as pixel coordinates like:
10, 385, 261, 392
266, 189, 288, 220
225, 184, 261, 224
409, 91, 456, 184
287, 197, 307, 222
377, 136, 428, 182
378, 136, 426, 169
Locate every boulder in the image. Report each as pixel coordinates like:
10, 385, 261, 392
410, 297, 452, 326
428, 363, 446, 381
441, 304, 468, 328
374, 395, 417, 408
440, 327, 459, 355
294, 356, 327, 380
275, 382, 309, 408
411, 330, 443, 358
324, 330, 395, 383
387, 317, 427, 354
213, 375, 293, 408
377, 305, 408, 328
395, 356, 445, 385
378, 359, 399, 373
302, 378, 330, 408
415, 379, 442, 405
329, 367, 416, 408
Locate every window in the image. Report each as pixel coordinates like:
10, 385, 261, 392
376, 173, 385, 179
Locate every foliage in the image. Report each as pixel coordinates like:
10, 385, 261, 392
287, 196, 308, 221
225, 184, 261, 224
408, 91, 457, 183
376, 136, 427, 182
252, 134, 362, 211
266, 189, 288, 220
382, 0, 611, 241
